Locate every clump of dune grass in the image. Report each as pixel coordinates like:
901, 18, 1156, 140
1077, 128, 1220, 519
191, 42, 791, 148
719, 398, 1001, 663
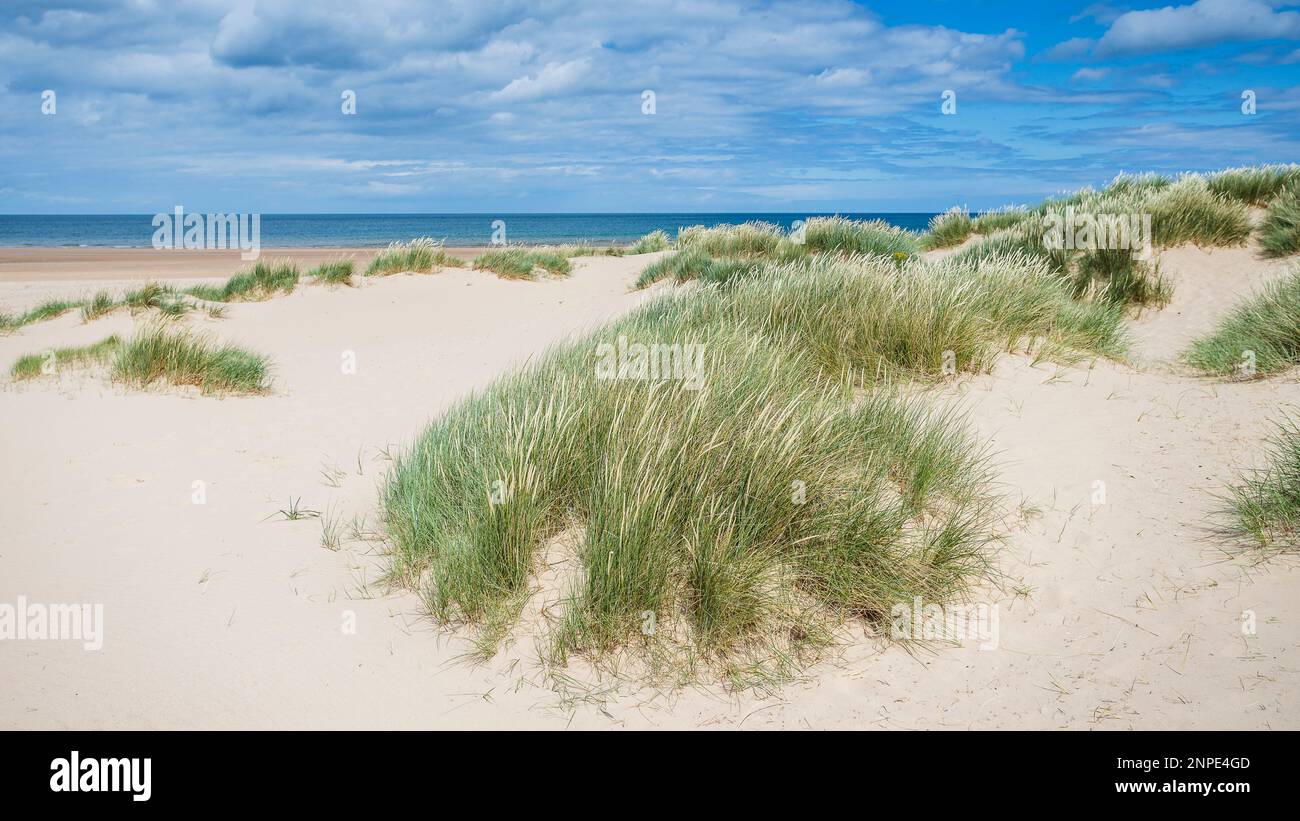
803, 216, 920, 259
81, 291, 117, 321
971, 206, 1031, 235
5, 288, 194, 332
923, 208, 973, 249
1258, 187, 1300, 259
10, 335, 122, 380
471, 248, 571, 280
634, 248, 768, 289
1148, 177, 1251, 248
308, 259, 355, 285
1207, 165, 1300, 206
379, 250, 1126, 683
366, 237, 464, 276
1103, 172, 1172, 198
629, 230, 670, 254
111, 324, 271, 394
676, 221, 786, 257
124, 281, 191, 316
636, 248, 707, 288
552, 243, 623, 258
951, 219, 1070, 274
187, 260, 299, 302
1184, 265, 1300, 378
1072, 248, 1171, 309
1216, 414, 1300, 552
75, 283, 194, 323
0, 298, 87, 332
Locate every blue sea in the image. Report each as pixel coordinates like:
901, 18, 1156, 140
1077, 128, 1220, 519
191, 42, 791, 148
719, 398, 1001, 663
0, 213, 938, 247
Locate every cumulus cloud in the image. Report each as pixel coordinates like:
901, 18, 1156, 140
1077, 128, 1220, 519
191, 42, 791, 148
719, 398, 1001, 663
1094, 0, 1300, 57
489, 57, 593, 103
0, 0, 1296, 211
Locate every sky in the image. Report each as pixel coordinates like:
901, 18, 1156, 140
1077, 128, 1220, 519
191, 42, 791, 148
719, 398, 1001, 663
0, 0, 1298, 213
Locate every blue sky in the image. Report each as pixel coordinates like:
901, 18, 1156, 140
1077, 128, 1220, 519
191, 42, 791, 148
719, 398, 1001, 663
1, 0, 1298, 213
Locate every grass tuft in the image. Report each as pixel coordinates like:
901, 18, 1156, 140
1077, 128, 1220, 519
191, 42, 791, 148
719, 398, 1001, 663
1148, 177, 1251, 248
629, 230, 671, 254
10, 335, 122, 380
111, 324, 271, 394
1184, 264, 1300, 378
1207, 165, 1300, 206
1217, 414, 1300, 552
1103, 172, 1172, 198
308, 259, 356, 285
676, 221, 786, 257
634, 248, 767, 289
472, 248, 572, 280
923, 208, 973, 249
379, 250, 1125, 682
1072, 247, 1171, 309
4, 298, 86, 330
803, 216, 919, 259
81, 291, 117, 322
971, 206, 1032, 235
1258, 187, 1300, 259
186, 261, 299, 302
366, 238, 464, 276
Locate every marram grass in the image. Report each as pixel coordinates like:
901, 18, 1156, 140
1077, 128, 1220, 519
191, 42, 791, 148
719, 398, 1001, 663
11, 326, 270, 394
676, 221, 786, 257
379, 251, 1126, 684
971, 206, 1032, 235
629, 230, 670, 254
366, 238, 464, 276
81, 291, 117, 321
1147, 177, 1251, 248
1184, 264, 1300, 378
308, 259, 356, 285
1, 298, 85, 331
472, 248, 571, 280
803, 216, 919, 259
111, 324, 271, 394
923, 208, 973, 249
634, 248, 769, 289
1216, 414, 1300, 552
10, 335, 122, 380
186, 260, 299, 302
1258, 187, 1300, 259
1207, 165, 1300, 207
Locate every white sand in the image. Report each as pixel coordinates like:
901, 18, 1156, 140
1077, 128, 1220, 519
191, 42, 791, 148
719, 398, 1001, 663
1, 247, 1297, 729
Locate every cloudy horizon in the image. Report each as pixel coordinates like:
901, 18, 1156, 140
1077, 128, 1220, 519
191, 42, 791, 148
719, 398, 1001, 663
2, 0, 1298, 214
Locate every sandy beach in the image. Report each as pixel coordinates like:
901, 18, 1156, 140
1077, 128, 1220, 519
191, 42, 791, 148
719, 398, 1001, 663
0, 246, 484, 283
2, 239, 1296, 730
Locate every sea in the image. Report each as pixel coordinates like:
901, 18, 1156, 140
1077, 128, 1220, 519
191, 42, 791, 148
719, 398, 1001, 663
0, 213, 938, 248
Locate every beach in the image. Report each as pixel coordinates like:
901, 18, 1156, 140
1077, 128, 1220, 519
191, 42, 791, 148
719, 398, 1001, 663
2, 230, 1297, 730
0, 246, 482, 283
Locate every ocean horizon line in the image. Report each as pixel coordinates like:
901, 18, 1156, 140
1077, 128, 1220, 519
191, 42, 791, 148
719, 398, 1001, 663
0, 212, 942, 248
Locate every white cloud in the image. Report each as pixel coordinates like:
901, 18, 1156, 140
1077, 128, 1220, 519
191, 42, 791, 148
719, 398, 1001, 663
489, 57, 592, 103
1042, 37, 1096, 61
1095, 0, 1300, 56
1072, 67, 1110, 82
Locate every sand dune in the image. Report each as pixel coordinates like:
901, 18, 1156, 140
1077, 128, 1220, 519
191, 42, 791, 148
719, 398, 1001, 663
0, 246, 484, 286
1, 246, 1296, 729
